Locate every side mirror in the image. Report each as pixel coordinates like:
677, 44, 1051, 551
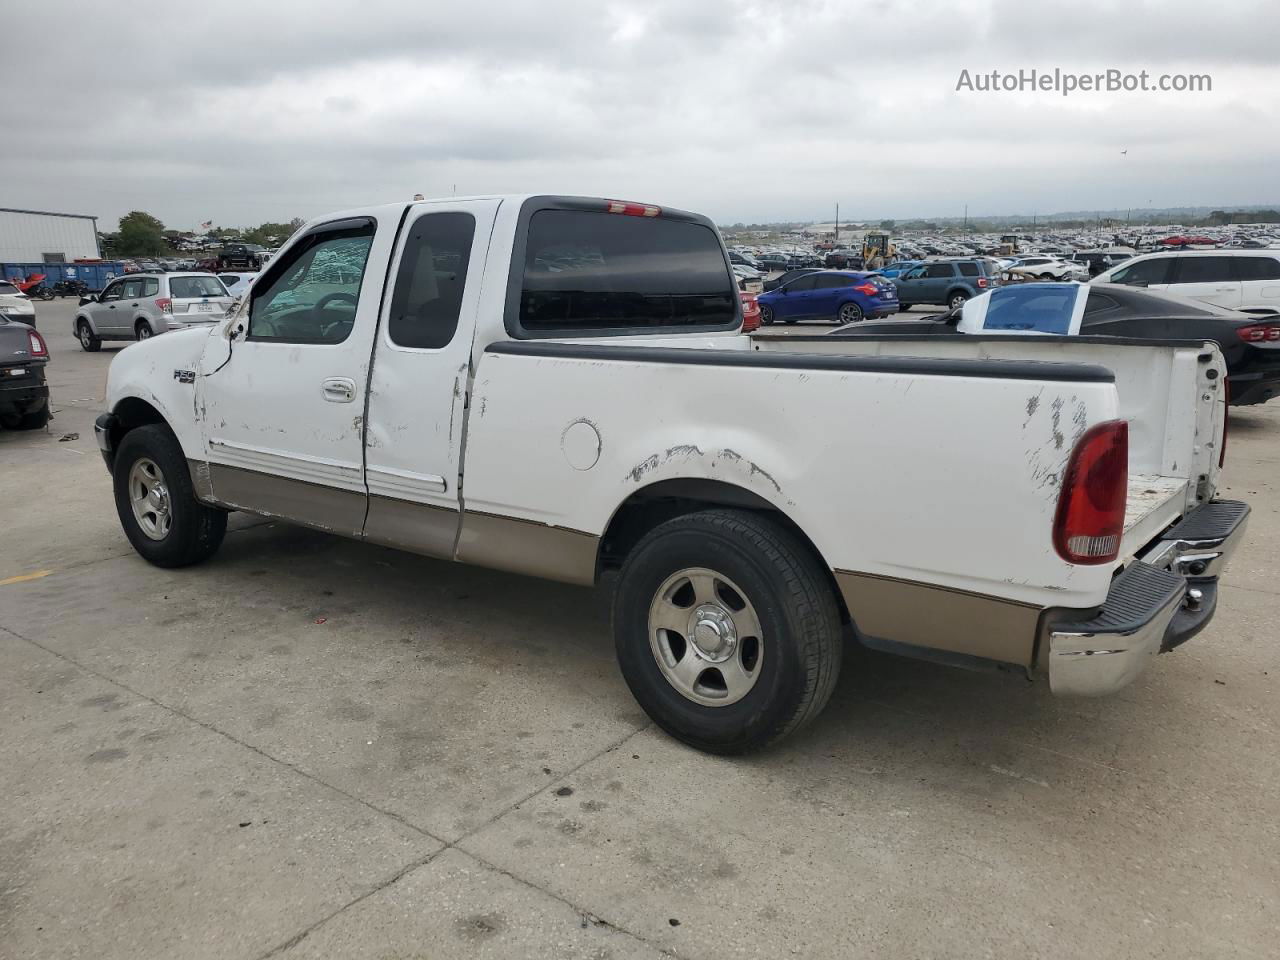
80, 294, 98, 304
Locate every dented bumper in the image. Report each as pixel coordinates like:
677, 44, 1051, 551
1047, 500, 1250, 697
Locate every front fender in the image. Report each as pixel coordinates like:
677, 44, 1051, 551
105, 326, 213, 460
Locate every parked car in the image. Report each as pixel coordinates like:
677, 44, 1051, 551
1004, 256, 1088, 281
870, 259, 922, 280
1069, 250, 1134, 277
94, 193, 1245, 755
894, 259, 1001, 310
0, 280, 37, 329
755, 253, 789, 272
757, 270, 897, 325
217, 272, 259, 299
731, 263, 762, 288
0, 316, 50, 429
73, 273, 233, 350
823, 249, 863, 270
728, 251, 759, 270
739, 291, 761, 333
762, 267, 821, 292
840, 282, 1280, 407
1093, 250, 1280, 316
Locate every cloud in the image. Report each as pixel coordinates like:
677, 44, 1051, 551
4, 0, 1276, 229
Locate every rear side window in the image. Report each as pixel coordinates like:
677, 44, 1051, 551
387, 211, 476, 349
924, 263, 953, 278
1175, 257, 1235, 284
171, 276, 227, 298
518, 210, 735, 333
142, 278, 160, 296
1234, 256, 1280, 281
815, 274, 852, 289
1110, 256, 1173, 285
957, 262, 979, 277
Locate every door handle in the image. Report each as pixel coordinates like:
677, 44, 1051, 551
321, 377, 357, 403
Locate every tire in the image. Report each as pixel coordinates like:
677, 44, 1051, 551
612, 509, 843, 754
76, 319, 101, 352
783, 317, 798, 325
898, 303, 912, 312
112, 424, 226, 568
1038, 272, 1054, 281
947, 291, 969, 310
759, 304, 774, 325
837, 302, 863, 324
135, 320, 154, 341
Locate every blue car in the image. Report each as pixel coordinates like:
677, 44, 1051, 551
873, 259, 923, 280
757, 270, 897, 325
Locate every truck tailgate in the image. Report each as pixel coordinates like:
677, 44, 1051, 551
1124, 475, 1187, 560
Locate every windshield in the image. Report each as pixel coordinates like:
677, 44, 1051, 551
0, 282, 19, 295
170, 276, 228, 298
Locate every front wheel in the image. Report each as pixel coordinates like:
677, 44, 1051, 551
837, 302, 863, 324
113, 424, 227, 567
76, 319, 102, 352
612, 509, 843, 754
759, 304, 774, 325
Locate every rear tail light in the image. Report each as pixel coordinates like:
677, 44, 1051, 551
852, 283, 878, 295
28, 330, 47, 357
977, 277, 989, 288
1237, 323, 1280, 342
739, 293, 761, 333
605, 200, 660, 217
155, 297, 172, 314
1053, 420, 1128, 565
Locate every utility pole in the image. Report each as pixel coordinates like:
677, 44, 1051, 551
963, 204, 968, 242
834, 203, 839, 243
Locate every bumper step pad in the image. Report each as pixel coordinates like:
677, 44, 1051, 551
1164, 500, 1249, 543
1054, 562, 1187, 637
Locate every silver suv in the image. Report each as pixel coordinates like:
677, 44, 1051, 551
74, 273, 233, 351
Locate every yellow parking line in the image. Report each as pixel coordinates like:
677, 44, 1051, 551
0, 570, 53, 586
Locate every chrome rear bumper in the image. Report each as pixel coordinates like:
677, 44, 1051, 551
1048, 500, 1250, 697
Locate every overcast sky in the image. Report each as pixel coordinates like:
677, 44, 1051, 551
5, 0, 1276, 231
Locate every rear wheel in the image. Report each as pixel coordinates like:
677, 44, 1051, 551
947, 291, 969, 310
135, 320, 154, 341
759, 304, 774, 325
76, 319, 101, 352
112, 424, 226, 567
837, 302, 864, 324
613, 509, 843, 754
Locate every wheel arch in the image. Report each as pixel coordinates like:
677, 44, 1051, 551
103, 396, 168, 467
596, 477, 850, 623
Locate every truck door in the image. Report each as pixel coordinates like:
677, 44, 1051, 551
362, 199, 500, 557
197, 215, 391, 535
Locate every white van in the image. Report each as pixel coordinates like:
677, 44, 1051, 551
1093, 249, 1280, 315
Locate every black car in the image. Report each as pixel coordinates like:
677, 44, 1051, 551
763, 267, 822, 292
0, 317, 50, 429
841, 283, 1280, 405
756, 253, 789, 272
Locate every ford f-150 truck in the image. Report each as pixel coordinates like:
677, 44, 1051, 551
94, 195, 1249, 754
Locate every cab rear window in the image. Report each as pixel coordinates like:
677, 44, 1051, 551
518, 210, 736, 333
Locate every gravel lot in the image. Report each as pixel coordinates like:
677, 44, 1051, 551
2, 299, 1277, 959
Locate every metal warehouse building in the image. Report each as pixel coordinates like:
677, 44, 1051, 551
0, 207, 100, 262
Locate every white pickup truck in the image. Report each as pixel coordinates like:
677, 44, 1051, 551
95, 195, 1249, 754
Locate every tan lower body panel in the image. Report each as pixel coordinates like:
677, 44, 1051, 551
456, 510, 599, 587
363, 495, 458, 559
834, 569, 1041, 666
200, 462, 367, 538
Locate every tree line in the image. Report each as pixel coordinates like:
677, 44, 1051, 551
106, 211, 305, 256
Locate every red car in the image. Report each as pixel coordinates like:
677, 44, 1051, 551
740, 291, 761, 332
